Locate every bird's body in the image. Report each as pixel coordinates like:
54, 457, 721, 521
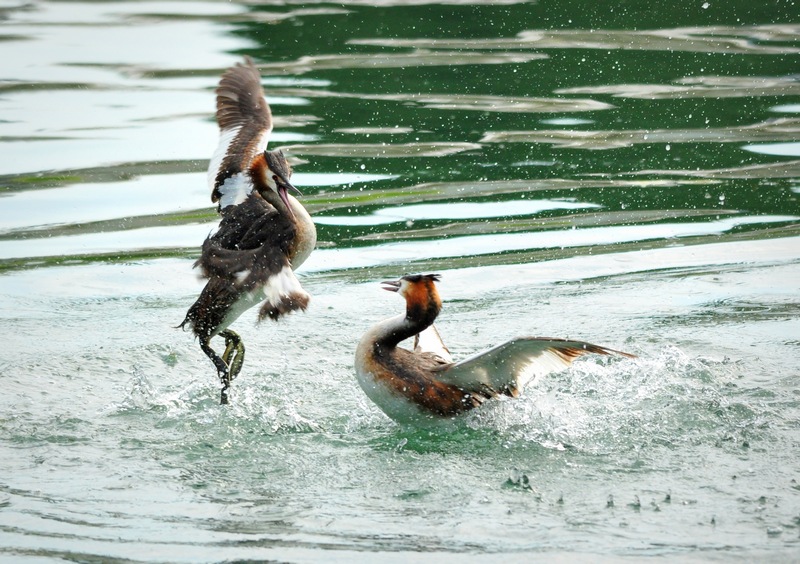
181, 58, 316, 404
355, 274, 634, 425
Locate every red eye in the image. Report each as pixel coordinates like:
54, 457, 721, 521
272, 175, 278, 182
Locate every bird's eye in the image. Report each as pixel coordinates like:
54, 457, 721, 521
272, 175, 278, 181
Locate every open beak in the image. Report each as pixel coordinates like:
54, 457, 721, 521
381, 279, 401, 292
277, 181, 300, 220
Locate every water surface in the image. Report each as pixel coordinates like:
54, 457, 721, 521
0, 0, 798, 561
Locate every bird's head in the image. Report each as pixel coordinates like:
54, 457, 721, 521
256, 150, 302, 218
382, 274, 442, 321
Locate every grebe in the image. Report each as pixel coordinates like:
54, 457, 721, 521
180, 58, 316, 404
355, 274, 634, 425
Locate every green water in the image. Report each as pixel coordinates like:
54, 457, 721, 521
0, 0, 799, 561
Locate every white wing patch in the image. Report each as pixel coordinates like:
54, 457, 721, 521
217, 173, 252, 209
207, 126, 241, 194
206, 117, 273, 210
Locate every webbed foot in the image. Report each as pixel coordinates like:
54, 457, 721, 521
219, 330, 245, 405
221, 329, 245, 382
200, 331, 246, 405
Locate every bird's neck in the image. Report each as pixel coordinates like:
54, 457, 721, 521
285, 194, 316, 268
376, 296, 441, 349
260, 190, 316, 267
249, 158, 317, 268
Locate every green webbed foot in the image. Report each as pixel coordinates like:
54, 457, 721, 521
221, 329, 245, 382
218, 329, 245, 404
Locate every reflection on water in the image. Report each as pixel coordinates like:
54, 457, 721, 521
305, 215, 797, 271
482, 118, 800, 149
281, 141, 482, 158
743, 142, 800, 157
270, 88, 613, 113
313, 199, 602, 226
0, 172, 392, 234
1, 0, 799, 561
557, 75, 800, 100
350, 24, 800, 55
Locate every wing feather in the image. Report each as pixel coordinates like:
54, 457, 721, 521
433, 337, 634, 397
197, 193, 293, 289
208, 57, 273, 207
413, 324, 453, 364
195, 193, 308, 321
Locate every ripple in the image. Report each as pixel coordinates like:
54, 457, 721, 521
556, 76, 800, 100
350, 24, 800, 55
482, 118, 800, 149
314, 199, 601, 226
0, 171, 393, 234
742, 142, 800, 157
304, 215, 798, 272
281, 141, 481, 158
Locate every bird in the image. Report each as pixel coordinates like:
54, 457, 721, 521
355, 274, 635, 425
180, 57, 316, 404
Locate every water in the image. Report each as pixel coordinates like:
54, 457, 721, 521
1, 0, 799, 561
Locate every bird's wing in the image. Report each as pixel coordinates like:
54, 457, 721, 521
433, 337, 634, 397
196, 194, 308, 319
413, 324, 453, 364
197, 194, 293, 285
207, 57, 273, 209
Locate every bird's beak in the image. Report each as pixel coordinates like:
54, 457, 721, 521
381, 279, 401, 292
277, 181, 301, 220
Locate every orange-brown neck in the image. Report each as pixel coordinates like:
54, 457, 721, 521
248, 154, 270, 191
374, 280, 441, 349
405, 279, 441, 325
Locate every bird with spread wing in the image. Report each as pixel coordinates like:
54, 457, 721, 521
180, 58, 316, 404
355, 274, 635, 424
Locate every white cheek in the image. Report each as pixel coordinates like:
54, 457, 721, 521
398, 279, 411, 297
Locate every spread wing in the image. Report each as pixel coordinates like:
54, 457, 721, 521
433, 337, 635, 398
207, 57, 273, 209
196, 193, 308, 320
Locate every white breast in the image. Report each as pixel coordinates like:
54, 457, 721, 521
216, 288, 266, 335
354, 327, 450, 426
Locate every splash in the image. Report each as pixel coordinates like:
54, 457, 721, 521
467, 346, 760, 456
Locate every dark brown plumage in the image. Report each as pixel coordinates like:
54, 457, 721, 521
181, 58, 316, 404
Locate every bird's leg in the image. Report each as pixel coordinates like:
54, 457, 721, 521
199, 337, 232, 405
220, 329, 245, 382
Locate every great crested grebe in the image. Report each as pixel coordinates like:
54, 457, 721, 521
355, 274, 634, 425
180, 57, 316, 404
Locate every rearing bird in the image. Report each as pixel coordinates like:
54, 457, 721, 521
355, 274, 634, 425
181, 58, 316, 404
